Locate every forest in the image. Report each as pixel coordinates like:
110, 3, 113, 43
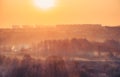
0, 54, 120, 77
0, 25, 120, 77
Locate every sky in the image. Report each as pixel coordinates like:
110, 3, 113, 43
0, 0, 120, 28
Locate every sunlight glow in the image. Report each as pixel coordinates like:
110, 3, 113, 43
34, 0, 56, 10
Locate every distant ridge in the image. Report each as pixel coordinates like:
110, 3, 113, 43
0, 24, 120, 45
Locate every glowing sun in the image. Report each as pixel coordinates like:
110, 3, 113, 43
34, 0, 56, 10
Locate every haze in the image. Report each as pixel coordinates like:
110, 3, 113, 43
0, 0, 120, 28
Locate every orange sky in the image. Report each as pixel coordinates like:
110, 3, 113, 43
0, 0, 120, 28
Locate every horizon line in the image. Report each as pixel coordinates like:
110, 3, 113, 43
0, 24, 120, 29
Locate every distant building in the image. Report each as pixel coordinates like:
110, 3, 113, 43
12, 25, 22, 29
22, 25, 35, 29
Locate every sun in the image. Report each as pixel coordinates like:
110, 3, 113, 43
34, 0, 56, 10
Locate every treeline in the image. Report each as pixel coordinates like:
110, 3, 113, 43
0, 55, 120, 77
34, 39, 120, 57
0, 38, 120, 57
